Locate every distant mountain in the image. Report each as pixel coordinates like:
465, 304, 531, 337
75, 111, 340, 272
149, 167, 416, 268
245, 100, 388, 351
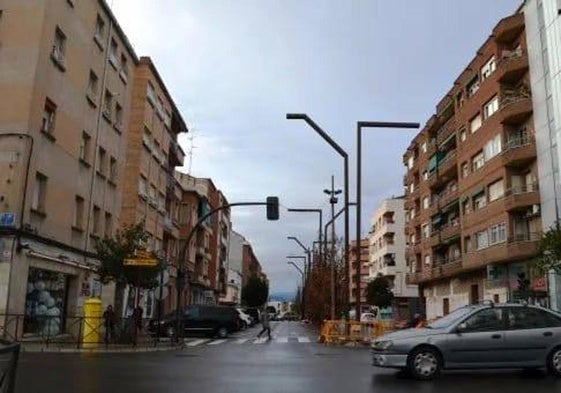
269, 292, 295, 302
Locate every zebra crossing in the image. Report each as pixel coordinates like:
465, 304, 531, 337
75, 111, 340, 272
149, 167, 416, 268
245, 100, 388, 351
182, 336, 314, 347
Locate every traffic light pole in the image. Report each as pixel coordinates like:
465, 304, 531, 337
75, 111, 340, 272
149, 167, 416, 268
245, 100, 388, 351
174, 199, 278, 342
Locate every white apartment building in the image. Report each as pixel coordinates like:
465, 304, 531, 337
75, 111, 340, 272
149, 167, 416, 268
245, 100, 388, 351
369, 196, 418, 319
524, 0, 561, 311
220, 230, 245, 305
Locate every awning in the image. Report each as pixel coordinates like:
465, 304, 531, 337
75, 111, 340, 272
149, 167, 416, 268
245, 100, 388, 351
470, 186, 485, 197
428, 155, 438, 172
431, 215, 442, 225
439, 133, 456, 148
441, 198, 460, 213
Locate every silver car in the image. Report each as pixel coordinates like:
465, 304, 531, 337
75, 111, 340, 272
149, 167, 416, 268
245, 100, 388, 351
372, 303, 561, 380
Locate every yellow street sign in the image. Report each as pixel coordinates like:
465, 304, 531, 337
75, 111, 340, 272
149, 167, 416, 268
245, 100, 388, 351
124, 258, 158, 267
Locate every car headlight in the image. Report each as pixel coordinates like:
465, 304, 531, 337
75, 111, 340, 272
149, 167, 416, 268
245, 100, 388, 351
372, 340, 393, 351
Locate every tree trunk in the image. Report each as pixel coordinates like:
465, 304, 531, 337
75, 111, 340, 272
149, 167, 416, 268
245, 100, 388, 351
114, 282, 127, 317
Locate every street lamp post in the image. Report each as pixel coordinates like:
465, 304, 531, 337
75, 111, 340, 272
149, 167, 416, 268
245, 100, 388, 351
355, 121, 419, 320
287, 208, 323, 264
323, 175, 341, 320
287, 252, 308, 316
286, 113, 350, 318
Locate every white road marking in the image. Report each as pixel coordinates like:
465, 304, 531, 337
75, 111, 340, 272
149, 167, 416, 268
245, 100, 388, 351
186, 339, 209, 347
276, 337, 288, 343
298, 337, 311, 343
253, 337, 269, 344
207, 339, 227, 346
235, 338, 249, 344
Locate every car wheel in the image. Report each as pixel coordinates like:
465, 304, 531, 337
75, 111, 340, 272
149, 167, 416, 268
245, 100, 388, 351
547, 346, 561, 377
407, 347, 442, 380
217, 326, 228, 339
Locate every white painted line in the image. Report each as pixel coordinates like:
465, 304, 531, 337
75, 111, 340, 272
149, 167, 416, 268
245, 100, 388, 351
235, 338, 249, 344
186, 339, 209, 347
253, 337, 268, 344
276, 337, 288, 343
207, 339, 227, 346
298, 337, 311, 343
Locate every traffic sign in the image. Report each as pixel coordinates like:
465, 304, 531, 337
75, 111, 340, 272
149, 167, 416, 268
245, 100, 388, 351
124, 258, 158, 267
154, 286, 169, 300
0, 213, 16, 228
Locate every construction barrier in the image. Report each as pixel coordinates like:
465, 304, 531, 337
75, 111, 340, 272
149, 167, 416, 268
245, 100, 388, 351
318, 320, 385, 345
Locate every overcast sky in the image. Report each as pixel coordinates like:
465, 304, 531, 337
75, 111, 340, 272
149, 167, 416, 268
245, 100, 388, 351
111, 0, 519, 295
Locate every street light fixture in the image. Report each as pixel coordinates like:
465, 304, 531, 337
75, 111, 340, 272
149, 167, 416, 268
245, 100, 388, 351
287, 208, 323, 263
323, 175, 342, 320
287, 261, 305, 310
355, 121, 419, 320
286, 113, 351, 317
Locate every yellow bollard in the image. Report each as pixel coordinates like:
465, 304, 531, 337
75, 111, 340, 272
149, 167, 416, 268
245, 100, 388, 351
82, 298, 102, 349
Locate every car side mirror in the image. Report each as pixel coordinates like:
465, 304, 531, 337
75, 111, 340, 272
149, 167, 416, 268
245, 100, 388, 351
456, 322, 467, 334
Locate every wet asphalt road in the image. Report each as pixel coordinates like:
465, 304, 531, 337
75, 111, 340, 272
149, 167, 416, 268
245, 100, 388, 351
16, 322, 561, 393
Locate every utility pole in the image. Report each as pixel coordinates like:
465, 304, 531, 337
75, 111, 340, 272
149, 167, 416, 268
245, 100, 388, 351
324, 175, 341, 320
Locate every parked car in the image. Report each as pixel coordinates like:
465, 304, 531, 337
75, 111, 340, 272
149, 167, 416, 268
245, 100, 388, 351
371, 302, 561, 380
243, 307, 261, 325
281, 312, 299, 321
236, 308, 253, 329
148, 305, 241, 339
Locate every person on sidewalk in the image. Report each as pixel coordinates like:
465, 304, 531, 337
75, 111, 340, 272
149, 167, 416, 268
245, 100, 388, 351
103, 305, 116, 344
257, 308, 271, 339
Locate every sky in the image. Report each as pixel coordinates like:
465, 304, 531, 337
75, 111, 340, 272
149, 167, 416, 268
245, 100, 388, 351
110, 0, 520, 295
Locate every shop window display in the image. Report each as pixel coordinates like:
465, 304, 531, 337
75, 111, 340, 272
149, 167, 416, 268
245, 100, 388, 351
25, 267, 69, 336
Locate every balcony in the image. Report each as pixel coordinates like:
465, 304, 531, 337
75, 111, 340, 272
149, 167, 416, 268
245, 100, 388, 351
504, 184, 540, 212
463, 232, 541, 270
493, 13, 524, 44
498, 48, 529, 84
436, 117, 456, 146
499, 95, 533, 125
429, 231, 440, 248
501, 133, 536, 167
438, 188, 459, 209
169, 141, 185, 167
406, 259, 463, 284
439, 220, 461, 242
438, 150, 458, 178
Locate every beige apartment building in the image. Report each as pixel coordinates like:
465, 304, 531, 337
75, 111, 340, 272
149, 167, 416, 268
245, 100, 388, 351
119, 57, 186, 318
0, 0, 136, 336
404, 12, 545, 319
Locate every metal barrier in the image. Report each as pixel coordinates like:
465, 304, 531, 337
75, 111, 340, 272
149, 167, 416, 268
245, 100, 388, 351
0, 314, 174, 350
0, 340, 20, 393
318, 320, 385, 344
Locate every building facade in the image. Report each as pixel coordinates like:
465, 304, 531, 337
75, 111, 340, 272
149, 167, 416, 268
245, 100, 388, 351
524, 0, 561, 311
0, 0, 137, 336
404, 11, 546, 319
349, 239, 369, 313
242, 242, 265, 287
120, 56, 186, 318
220, 230, 245, 306
369, 196, 418, 319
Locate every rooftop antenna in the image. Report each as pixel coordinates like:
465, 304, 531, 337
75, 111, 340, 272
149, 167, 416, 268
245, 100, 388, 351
186, 132, 198, 175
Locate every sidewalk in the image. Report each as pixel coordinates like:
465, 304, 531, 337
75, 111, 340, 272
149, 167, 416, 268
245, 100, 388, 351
21, 343, 182, 353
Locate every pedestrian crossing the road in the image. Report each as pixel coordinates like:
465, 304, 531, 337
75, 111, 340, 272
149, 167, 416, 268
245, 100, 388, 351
182, 336, 314, 347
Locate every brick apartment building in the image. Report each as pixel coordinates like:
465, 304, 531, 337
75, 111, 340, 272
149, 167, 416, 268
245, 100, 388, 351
403, 12, 546, 319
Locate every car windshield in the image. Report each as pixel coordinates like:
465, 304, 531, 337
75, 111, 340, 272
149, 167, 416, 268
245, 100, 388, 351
428, 306, 478, 329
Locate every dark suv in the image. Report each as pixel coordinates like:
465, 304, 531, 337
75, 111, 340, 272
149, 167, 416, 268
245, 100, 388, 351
149, 305, 241, 338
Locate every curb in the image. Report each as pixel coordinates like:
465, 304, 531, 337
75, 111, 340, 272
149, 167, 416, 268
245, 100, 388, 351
21, 345, 182, 354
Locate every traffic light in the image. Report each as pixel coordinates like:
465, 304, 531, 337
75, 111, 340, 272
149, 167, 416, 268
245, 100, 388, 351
266, 196, 279, 220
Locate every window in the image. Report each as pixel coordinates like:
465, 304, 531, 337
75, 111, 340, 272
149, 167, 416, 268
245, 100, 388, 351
467, 75, 480, 97
422, 196, 429, 209
484, 134, 502, 160
409, 182, 415, 193
483, 96, 499, 119
119, 54, 128, 81
407, 155, 414, 170
142, 128, 152, 150
109, 157, 117, 183
475, 230, 489, 250
32, 173, 47, 213
79, 132, 91, 163
42, 98, 57, 136
470, 114, 482, 133
109, 38, 118, 66
481, 56, 496, 80
507, 307, 561, 330
104, 212, 112, 238
97, 147, 107, 177
87, 71, 98, 101
489, 222, 506, 245
423, 171, 428, 181
103, 90, 113, 119
464, 236, 472, 253
73, 196, 84, 229
462, 308, 504, 332
138, 178, 147, 197
147, 82, 156, 105
421, 142, 427, 153
424, 254, 431, 266
52, 27, 66, 66
462, 162, 469, 178
474, 191, 486, 210
92, 206, 101, 235
488, 179, 504, 202
422, 223, 430, 238
472, 151, 485, 171
115, 102, 123, 129
460, 128, 466, 142
94, 15, 105, 42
